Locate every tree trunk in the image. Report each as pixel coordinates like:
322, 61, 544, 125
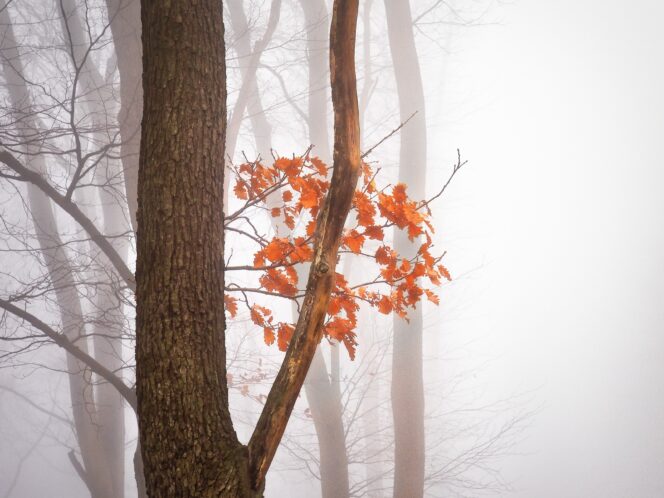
102, 2, 148, 494
297, 2, 351, 497
357, 4, 387, 494
305, 349, 350, 498
104, 0, 142, 232
0, 9, 116, 498
60, 3, 128, 495
137, 0, 360, 494
228, 3, 351, 494
136, 1, 256, 496
248, 0, 361, 490
226, 0, 277, 164
384, 1, 428, 496
298, 0, 332, 161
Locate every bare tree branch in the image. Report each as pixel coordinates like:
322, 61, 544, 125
0, 150, 135, 290
0, 298, 136, 410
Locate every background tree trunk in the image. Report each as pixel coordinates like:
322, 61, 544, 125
223, 0, 281, 212
59, 3, 128, 495
104, 0, 142, 232
304, 349, 350, 498
384, 1, 428, 496
226, 0, 275, 164
298, 0, 332, 161
0, 9, 115, 498
102, 2, 147, 493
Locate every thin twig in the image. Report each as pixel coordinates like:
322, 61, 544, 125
418, 148, 468, 209
361, 111, 418, 159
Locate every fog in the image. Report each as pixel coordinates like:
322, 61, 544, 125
435, 0, 664, 496
1, 0, 663, 497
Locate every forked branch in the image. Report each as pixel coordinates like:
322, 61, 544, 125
247, 0, 361, 488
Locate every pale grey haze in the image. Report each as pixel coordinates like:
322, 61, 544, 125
0, 0, 662, 497
435, 0, 664, 496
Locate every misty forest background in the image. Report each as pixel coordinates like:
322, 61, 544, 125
1, 0, 663, 497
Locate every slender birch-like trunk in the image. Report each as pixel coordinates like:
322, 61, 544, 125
0, 9, 115, 498
384, 1, 428, 496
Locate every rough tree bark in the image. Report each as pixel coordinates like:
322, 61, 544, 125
384, 1, 428, 497
136, 0, 254, 496
136, 0, 360, 495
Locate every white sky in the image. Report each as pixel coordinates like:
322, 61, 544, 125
431, 0, 664, 495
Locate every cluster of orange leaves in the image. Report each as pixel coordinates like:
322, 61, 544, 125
225, 154, 450, 359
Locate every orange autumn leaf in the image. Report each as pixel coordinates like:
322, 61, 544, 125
393, 183, 408, 202
299, 185, 319, 209
375, 246, 396, 266
342, 331, 358, 360
407, 285, 423, 304
310, 156, 328, 176
264, 327, 275, 346
260, 268, 297, 297
344, 230, 365, 254
361, 161, 373, 184
364, 225, 384, 240
354, 191, 376, 227
234, 180, 248, 200
438, 264, 451, 281
284, 213, 295, 229
285, 265, 298, 285
275, 157, 302, 177
250, 305, 273, 330
263, 238, 286, 263
277, 323, 294, 351
328, 296, 342, 315
224, 295, 238, 318
425, 289, 440, 305
325, 316, 358, 359
325, 317, 353, 342
306, 219, 316, 237
290, 237, 313, 263
380, 264, 399, 284
253, 250, 266, 268
377, 295, 392, 314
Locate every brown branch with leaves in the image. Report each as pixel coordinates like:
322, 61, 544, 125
247, 0, 362, 487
